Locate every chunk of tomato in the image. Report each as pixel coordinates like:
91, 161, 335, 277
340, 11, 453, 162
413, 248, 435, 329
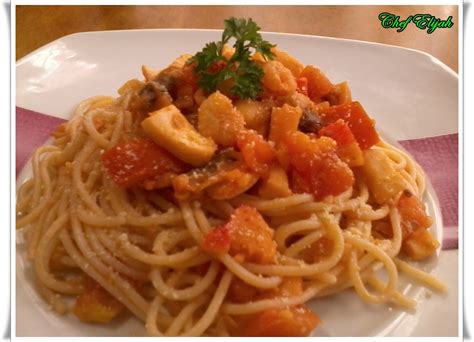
397, 190, 438, 260
229, 277, 320, 337
300, 236, 334, 263
300, 66, 334, 102
260, 277, 303, 299
237, 130, 276, 176
201, 225, 231, 256
240, 305, 320, 337
284, 131, 336, 173
72, 277, 125, 323
181, 63, 199, 91
101, 138, 189, 188
319, 119, 353, 146
319, 119, 364, 166
289, 168, 312, 195
398, 190, 433, 240
202, 205, 276, 264
320, 101, 379, 149
285, 132, 354, 200
296, 77, 308, 97
227, 278, 259, 304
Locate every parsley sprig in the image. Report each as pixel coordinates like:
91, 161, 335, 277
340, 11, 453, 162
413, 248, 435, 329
189, 17, 275, 100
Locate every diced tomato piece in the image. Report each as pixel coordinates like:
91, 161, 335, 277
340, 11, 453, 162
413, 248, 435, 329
398, 190, 433, 240
101, 138, 189, 188
289, 168, 312, 195
319, 119, 353, 146
279, 277, 303, 297
320, 101, 379, 149
260, 277, 303, 300
226, 277, 320, 336
372, 221, 393, 239
397, 190, 438, 260
181, 63, 199, 91
307, 152, 354, 200
228, 205, 276, 264
300, 236, 334, 263
227, 278, 259, 304
72, 278, 124, 324
203, 205, 276, 264
319, 119, 364, 166
240, 305, 320, 337
174, 83, 195, 111
237, 130, 276, 176
284, 132, 336, 173
201, 225, 231, 256
296, 77, 308, 96
285, 132, 354, 200
300, 65, 334, 102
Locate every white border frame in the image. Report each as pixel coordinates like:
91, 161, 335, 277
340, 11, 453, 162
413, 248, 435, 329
8, 1, 464, 341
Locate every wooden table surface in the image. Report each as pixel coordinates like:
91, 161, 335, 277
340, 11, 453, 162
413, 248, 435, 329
16, 5, 458, 72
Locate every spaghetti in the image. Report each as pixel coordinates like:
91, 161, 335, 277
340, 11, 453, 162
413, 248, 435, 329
16, 23, 445, 337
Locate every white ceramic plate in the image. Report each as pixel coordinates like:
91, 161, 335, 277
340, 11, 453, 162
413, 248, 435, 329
15, 29, 458, 337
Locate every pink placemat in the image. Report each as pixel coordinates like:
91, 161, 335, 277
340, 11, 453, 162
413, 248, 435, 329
15, 106, 459, 249
399, 133, 458, 249
16, 107, 65, 176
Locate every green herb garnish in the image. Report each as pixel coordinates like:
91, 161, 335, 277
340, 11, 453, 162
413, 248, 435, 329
189, 17, 275, 100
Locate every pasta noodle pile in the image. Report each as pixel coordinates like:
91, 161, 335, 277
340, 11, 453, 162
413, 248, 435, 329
16, 25, 446, 337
